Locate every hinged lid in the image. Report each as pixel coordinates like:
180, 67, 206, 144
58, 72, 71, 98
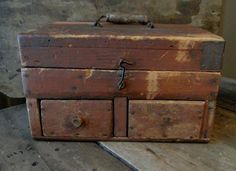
18, 22, 224, 50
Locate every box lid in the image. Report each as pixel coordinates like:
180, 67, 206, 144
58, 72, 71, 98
18, 22, 224, 50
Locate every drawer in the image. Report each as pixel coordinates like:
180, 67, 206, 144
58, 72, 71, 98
128, 100, 205, 139
22, 68, 220, 100
41, 100, 113, 138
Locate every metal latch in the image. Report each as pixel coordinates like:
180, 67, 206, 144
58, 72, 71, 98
118, 59, 133, 90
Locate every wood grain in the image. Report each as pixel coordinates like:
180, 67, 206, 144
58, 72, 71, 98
114, 97, 128, 137
22, 68, 220, 100
20, 47, 213, 71
18, 23, 224, 49
41, 100, 113, 138
18, 23, 225, 71
128, 100, 205, 139
26, 98, 42, 137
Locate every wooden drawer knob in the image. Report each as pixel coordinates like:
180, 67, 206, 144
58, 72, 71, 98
71, 116, 83, 128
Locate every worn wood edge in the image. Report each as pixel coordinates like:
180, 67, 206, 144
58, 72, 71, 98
200, 101, 209, 139
18, 33, 224, 42
21, 67, 222, 74
200, 101, 217, 139
30, 136, 209, 143
207, 101, 217, 138
26, 98, 42, 137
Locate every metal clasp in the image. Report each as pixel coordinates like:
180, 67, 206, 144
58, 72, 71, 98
118, 59, 132, 90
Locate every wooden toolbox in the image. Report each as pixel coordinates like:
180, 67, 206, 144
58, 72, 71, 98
18, 16, 225, 142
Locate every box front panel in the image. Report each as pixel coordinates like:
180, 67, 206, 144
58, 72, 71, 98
22, 68, 220, 100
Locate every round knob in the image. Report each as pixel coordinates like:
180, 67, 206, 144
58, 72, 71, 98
71, 116, 83, 128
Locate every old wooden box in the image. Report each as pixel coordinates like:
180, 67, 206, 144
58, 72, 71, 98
18, 21, 225, 142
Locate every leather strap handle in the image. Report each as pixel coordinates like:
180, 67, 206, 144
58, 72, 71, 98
94, 14, 154, 28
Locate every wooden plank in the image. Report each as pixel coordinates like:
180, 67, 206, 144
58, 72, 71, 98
20, 47, 213, 71
128, 100, 205, 139
114, 97, 127, 137
0, 104, 131, 171
18, 23, 225, 71
20, 23, 223, 39
99, 107, 236, 171
18, 23, 224, 50
26, 98, 42, 137
21, 68, 220, 100
41, 100, 113, 137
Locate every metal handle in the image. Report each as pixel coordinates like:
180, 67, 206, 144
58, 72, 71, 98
118, 59, 133, 90
94, 14, 154, 28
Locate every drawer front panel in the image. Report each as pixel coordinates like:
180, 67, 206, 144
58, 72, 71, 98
22, 68, 220, 100
128, 100, 205, 139
41, 100, 113, 137
20, 47, 208, 71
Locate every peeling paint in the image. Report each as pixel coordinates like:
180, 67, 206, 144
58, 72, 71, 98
177, 40, 196, 49
175, 51, 191, 63
38, 69, 44, 74
84, 69, 94, 79
51, 34, 224, 42
159, 51, 169, 60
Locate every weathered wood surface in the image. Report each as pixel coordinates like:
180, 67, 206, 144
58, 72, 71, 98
0, 104, 131, 171
128, 100, 205, 139
18, 23, 224, 49
114, 97, 128, 137
26, 98, 42, 137
22, 68, 220, 100
41, 100, 113, 138
20, 47, 208, 71
99, 107, 236, 171
18, 23, 225, 71
24, 99, 211, 142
